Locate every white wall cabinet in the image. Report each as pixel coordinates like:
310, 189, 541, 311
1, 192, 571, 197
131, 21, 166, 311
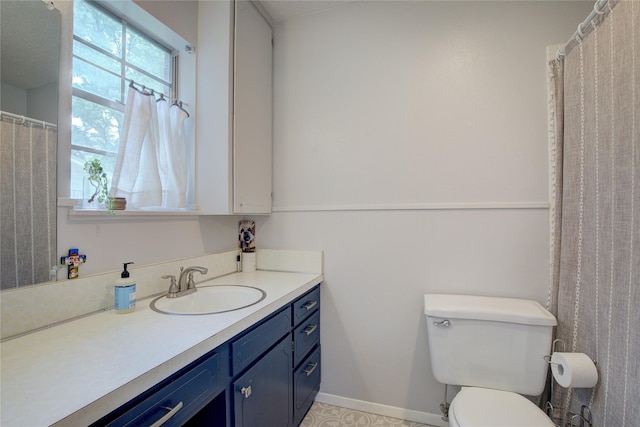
197, 0, 272, 214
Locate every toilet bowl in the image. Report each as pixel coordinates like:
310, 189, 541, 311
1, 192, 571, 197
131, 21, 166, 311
448, 387, 555, 427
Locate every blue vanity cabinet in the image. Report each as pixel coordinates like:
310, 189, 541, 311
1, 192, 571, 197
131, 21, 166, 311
92, 284, 321, 427
231, 285, 321, 427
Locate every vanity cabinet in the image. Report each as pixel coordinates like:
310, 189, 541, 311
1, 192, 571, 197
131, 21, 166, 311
92, 285, 320, 427
231, 286, 321, 426
196, 0, 272, 214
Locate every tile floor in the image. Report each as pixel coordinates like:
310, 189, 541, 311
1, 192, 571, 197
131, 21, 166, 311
300, 402, 433, 427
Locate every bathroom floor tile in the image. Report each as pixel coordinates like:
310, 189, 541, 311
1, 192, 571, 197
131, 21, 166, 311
301, 402, 434, 427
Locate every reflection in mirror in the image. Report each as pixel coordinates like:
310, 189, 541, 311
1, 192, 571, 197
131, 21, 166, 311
1, 0, 60, 288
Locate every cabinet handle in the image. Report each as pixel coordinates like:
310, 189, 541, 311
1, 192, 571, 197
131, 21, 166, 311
241, 385, 252, 399
149, 401, 183, 427
302, 324, 318, 336
302, 300, 317, 311
303, 362, 318, 376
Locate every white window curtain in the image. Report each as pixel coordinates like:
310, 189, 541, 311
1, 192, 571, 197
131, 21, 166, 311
110, 86, 189, 209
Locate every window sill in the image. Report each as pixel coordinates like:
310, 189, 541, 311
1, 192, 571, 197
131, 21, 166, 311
68, 208, 201, 219
60, 199, 202, 219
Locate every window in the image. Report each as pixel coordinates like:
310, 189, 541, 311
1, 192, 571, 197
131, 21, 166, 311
70, 0, 174, 199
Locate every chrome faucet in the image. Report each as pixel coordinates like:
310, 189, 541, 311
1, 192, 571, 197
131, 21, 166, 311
179, 266, 208, 292
162, 266, 208, 298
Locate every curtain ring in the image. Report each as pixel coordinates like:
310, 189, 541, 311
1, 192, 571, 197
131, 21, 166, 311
593, 1, 605, 15
576, 22, 585, 39
556, 47, 566, 61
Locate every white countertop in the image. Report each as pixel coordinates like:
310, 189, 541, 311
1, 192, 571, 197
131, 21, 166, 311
0, 271, 323, 427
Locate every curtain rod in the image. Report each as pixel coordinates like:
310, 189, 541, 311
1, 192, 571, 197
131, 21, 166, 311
0, 111, 57, 129
128, 80, 190, 117
557, 0, 611, 59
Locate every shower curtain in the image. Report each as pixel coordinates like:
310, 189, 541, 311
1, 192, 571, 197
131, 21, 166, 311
548, 1, 639, 426
0, 116, 57, 288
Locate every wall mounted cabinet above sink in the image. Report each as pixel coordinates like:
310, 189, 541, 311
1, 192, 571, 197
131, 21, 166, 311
196, 0, 273, 215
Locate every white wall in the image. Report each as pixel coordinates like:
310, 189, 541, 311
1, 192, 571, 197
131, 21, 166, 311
28, 81, 58, 123
1, 83, 27, 115
254, 0, 593, 421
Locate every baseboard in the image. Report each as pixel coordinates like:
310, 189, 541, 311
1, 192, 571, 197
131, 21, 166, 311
314, 392, 448, 427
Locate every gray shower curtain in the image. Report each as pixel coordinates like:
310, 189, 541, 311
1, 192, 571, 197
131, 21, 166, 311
0, 116, 57, 288
549, 1, 639, 426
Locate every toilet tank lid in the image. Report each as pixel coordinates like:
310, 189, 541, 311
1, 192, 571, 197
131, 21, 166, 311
424, 294, 557, 326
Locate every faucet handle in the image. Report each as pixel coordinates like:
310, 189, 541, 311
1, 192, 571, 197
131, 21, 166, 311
161, 274, 178, 295
187, 272, 196, 289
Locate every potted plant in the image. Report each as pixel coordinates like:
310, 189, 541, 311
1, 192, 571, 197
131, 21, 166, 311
83, 159, 116, 214
84, 159, 108, 205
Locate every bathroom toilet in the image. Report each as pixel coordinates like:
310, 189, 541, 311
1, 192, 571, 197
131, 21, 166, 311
424, 294, 557, 427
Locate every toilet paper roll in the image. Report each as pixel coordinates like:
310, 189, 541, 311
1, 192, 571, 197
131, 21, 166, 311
242, 252, 256, 272
551, 352, 598, 388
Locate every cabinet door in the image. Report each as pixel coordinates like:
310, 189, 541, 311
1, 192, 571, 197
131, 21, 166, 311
233, 335, 292, 426
233, 0, 272, 214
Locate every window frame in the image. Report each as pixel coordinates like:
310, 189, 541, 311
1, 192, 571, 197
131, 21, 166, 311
69, 0, 177, 200
58, 0, 196, 213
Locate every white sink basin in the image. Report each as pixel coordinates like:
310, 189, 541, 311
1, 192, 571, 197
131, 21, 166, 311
151, 285, 266, 315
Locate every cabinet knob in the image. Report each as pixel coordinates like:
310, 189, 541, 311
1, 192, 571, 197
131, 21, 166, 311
241, 385, 252, 399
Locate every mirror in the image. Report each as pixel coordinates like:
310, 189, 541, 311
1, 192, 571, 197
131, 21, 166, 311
1, 0, 60, 289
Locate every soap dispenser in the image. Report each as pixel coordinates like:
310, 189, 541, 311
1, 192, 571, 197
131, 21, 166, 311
115, 262, 136, 314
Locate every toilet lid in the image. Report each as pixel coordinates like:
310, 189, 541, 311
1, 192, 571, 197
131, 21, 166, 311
450, 387, 555, 427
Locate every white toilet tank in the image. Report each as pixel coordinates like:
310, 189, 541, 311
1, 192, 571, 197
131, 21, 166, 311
424, 294, 557, 396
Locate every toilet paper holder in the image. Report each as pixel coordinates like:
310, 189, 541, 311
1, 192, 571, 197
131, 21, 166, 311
543, 338, 565, 365
543, 338, 597, 368
543, 339, 596, 427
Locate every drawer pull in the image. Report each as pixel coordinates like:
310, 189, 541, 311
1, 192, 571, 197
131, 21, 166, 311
302, 300, 318, 311
303, 362, 318, 376
302, 324, 318, 336
149, 401, 183, 427
241, 385, 252, 399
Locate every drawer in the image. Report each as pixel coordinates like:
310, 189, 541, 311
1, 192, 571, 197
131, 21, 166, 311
293, 345, 321, 426
232, 307, 291, 376
293, 311, 320, 367
102, 351, 221, 427
293, 286, 320, 326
